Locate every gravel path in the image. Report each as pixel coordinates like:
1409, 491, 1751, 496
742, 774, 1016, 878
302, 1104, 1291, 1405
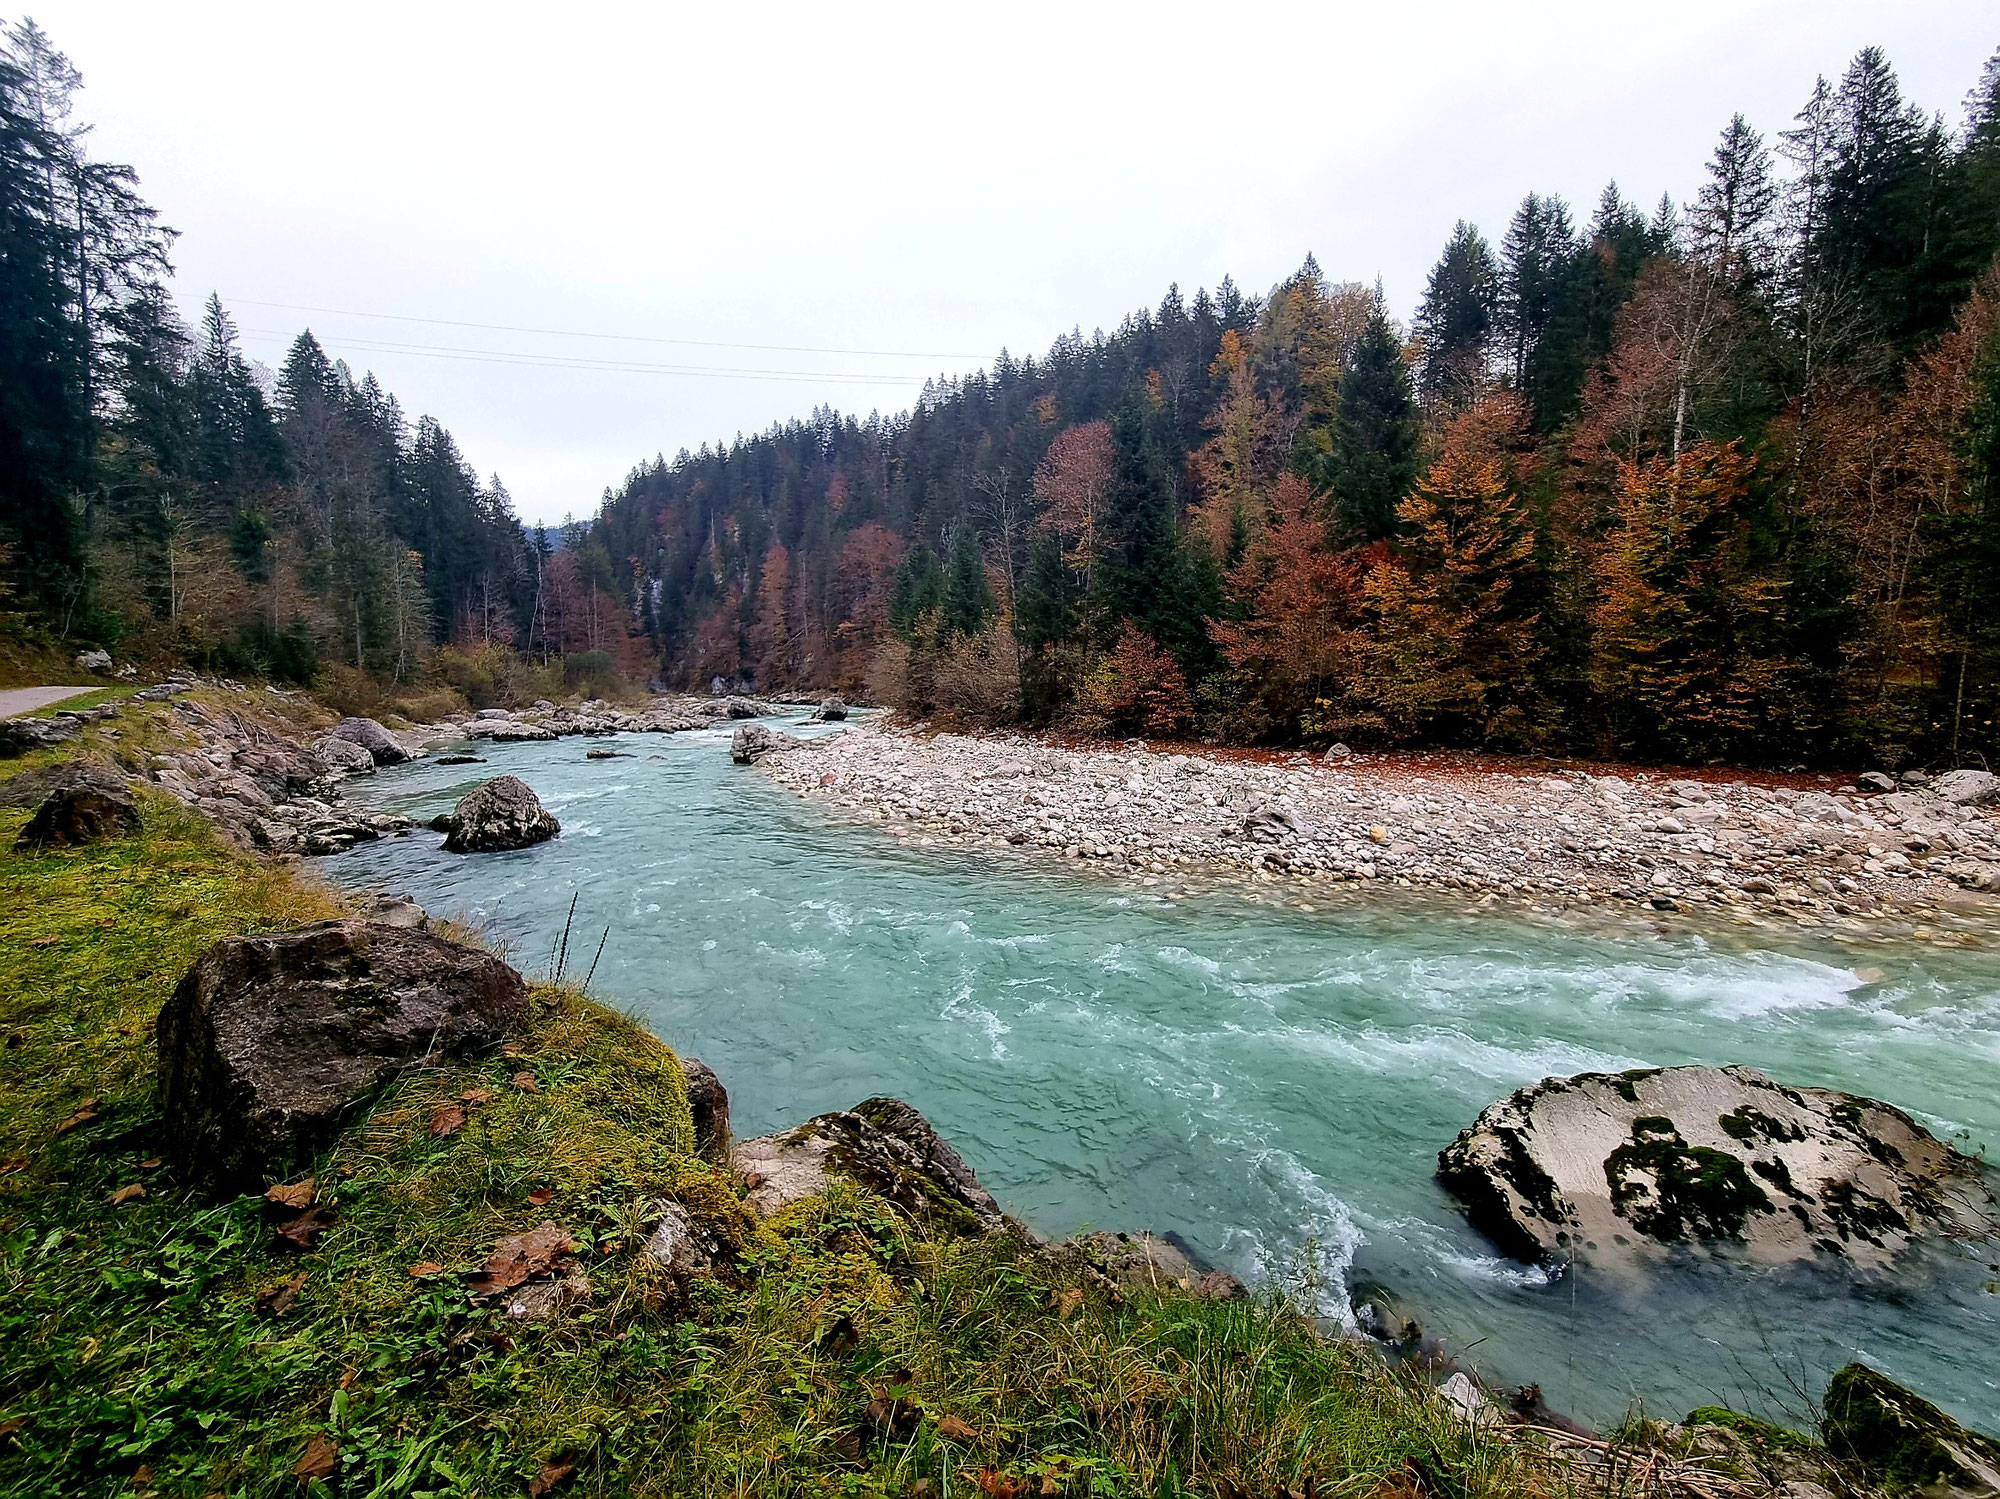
0, 686, 98, 718
762, 721, 2000, 935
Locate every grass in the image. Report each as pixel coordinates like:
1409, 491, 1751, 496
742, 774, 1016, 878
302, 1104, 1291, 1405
0, 755, 1674, 1497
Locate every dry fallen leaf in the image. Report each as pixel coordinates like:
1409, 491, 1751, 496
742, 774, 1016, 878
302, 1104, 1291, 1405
527, 1187, 554, 1206
257, 1272, 307, 1316
52, 1100, 99, 1137
30, 936, 59, 949
108, 1183, 145, 1206
337, 1368, 358, 1392
973, 1469, 1021, 1499
138, 1158, 161, 1170
0, 1416, 27, 1439
460, 1087, 494, 1106
466, 1221, 573, 1296
510, 1072, 538, 1093
428, 1104, 466, 1139
407, 1261, 445, 1278
265, 1178, 315, 1212
1053, 1287, 1085, 1320
935, 1414, 980, 1443
273, 1206, 335, 1252
293, 1432, 338, 1482
527, 1460, 574, 1497
500, 1040, 524, 1056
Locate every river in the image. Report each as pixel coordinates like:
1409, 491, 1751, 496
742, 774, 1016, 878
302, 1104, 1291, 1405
319, 716, 2000, 1432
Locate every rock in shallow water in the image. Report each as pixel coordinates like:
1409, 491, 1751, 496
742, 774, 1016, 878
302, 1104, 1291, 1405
155, 919, 529, 1183
439, 775, 560, 853
730, 723, 798, 764
1437, 1064, 1994, 1274
329, 716, 410, 766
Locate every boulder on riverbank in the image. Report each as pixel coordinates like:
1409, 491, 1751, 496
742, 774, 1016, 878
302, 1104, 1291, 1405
1824, 1363, 2000, 1497
15, 780, 143, 850
1437, 1065, 1994, 1273
1076, 1231, 1246, 1300
681, 1056, 730, 1163
731, 1096, 1012, 1236
438, 775, 560, 853
730, 723, 798, 764
156, 919, 529, 1183
311, 734, 376, 777
329, 716, 411, 766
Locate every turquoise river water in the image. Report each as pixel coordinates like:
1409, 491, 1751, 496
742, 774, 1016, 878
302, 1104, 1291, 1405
321, 717, 2000, 1432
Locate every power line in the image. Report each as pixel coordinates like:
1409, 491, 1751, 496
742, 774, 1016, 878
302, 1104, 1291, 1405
237, 326, 933, 386
225, 296, 981, 361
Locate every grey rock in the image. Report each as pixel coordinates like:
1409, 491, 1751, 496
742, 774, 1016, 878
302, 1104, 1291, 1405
814, 696, 848, 722
723, 697, 764, 719
1243, 800, 1310, 843
1824, 1362, 2000, 1498
0, 758, 127, 809
1856, 771, 1897, 794
75, 648, 113, 672
440, 776, 560, 853
730, 723, 798, 764
354, 891, 428, 929
311, 735, 376, 776
1437, 1064, 1994, 1273
1323, 742, 1351, 761
731, 1096, 1011, 1236
680, 1056, 731, 1163
641, 1200, 714, 1276
15, 781, 143, 850
329, 717, 411, 766
1932, 769, 2000, 807
1076, 1230, 1246, 1300
0, 714, 81, 757
155, 919, 529, 1183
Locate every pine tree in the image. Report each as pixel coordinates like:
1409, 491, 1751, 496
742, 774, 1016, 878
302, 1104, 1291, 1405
1693, 114, 1779, 291
944, 524, 992, 638
1325, 305, 1420, 540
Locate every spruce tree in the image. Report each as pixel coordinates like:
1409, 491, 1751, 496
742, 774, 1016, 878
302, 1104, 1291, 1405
944, 525, 992, 638
1326, 306, 1420, 541
1414, 220, 1499, 416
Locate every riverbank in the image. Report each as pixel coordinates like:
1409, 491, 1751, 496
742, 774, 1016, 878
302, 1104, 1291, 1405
0, 685, 1688, 1498
760, 719, 2000, 941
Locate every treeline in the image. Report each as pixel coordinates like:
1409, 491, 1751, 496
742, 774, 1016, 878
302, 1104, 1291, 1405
0, 19, 626, 697
602, 45, 2000, 768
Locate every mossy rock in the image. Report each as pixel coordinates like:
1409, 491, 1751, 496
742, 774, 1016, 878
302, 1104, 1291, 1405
1824, 1363, 2000, 1496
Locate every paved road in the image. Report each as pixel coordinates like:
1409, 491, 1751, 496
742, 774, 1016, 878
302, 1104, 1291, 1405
0, 686, 99, 719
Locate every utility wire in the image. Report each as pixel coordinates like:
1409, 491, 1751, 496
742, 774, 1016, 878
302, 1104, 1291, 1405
237, 326, 932, 385
225, 296, 980, 360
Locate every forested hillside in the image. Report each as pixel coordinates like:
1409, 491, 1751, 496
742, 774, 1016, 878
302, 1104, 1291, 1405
7, 18, 2000, 768
0, 20, 627, 702
600, 45, 2000, 768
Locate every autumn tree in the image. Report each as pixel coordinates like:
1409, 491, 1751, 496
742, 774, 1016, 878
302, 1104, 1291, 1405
1031, 420, 1115, 593
1365, 400, 1543, 744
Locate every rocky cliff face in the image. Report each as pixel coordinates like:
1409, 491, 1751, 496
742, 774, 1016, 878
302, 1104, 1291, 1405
1438, 1065, 1995, 1273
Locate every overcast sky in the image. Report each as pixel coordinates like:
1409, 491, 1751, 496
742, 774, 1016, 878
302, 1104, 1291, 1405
24, 1, 1997, 524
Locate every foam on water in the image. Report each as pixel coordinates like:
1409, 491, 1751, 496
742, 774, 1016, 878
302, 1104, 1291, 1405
324, 723, 2000, 1430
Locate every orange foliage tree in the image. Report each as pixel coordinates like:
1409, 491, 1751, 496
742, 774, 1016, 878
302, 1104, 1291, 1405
1068, 622, 1191, 738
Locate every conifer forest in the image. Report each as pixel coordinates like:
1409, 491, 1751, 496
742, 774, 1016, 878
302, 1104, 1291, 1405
8, 21, 2000, 769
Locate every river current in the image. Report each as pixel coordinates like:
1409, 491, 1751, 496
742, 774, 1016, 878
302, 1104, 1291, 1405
321, 717, 2000, 1431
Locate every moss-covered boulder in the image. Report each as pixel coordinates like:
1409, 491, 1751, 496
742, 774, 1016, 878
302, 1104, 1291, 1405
1824, 1363, 2000, 1497
731, 1096, 1012, 1237
1437, 1065, 1993, 1272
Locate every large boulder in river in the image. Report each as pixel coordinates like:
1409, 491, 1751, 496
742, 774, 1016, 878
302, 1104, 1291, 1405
730, 723, 797, 764
311, 734, 376, 777
15, 780, 143, 850
731, 1097, 1012, 1237
1437, 1065, 1994, 1273
156, 919, 529, 1183
329, 716, 411, 766
814, 696, 848, 722
1824, 1363, 2000, 1498
439, 775, 560, 853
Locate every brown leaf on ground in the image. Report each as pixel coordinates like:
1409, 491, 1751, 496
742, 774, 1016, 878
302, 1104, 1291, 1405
273, 1207, 335, 1252
862, 1394, 919, 1440
466, 1221, 573, 1296
0, 1416, 27, 1439
257, 1272, 307, 1316
428, 1104, 466, 1139
52, 1100, 99, 1136
266, 1178, 315, 1212
131, 1463, 152, 1485
460, 1087, 495, 1106
1053, 1287, 1084, 1320
138, 1158, 161, 1170
294, 1432, 338, 1482
972, 1469, 1020, 1499
935, 1414, 981, 1443
0, 1158, 24, 1174
337, 1368, 358, 1392
510, 1072, 538, 1093
527, 1460, 574, 1496
108, 1183, 145, 1206
407, 1260, 445, 1278
30, 936, 58, 949
527, 1187, 554, 1206
500, 1040, 525, 1056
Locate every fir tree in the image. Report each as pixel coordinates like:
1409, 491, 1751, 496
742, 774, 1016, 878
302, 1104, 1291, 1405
1326, 305, 1420, 541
